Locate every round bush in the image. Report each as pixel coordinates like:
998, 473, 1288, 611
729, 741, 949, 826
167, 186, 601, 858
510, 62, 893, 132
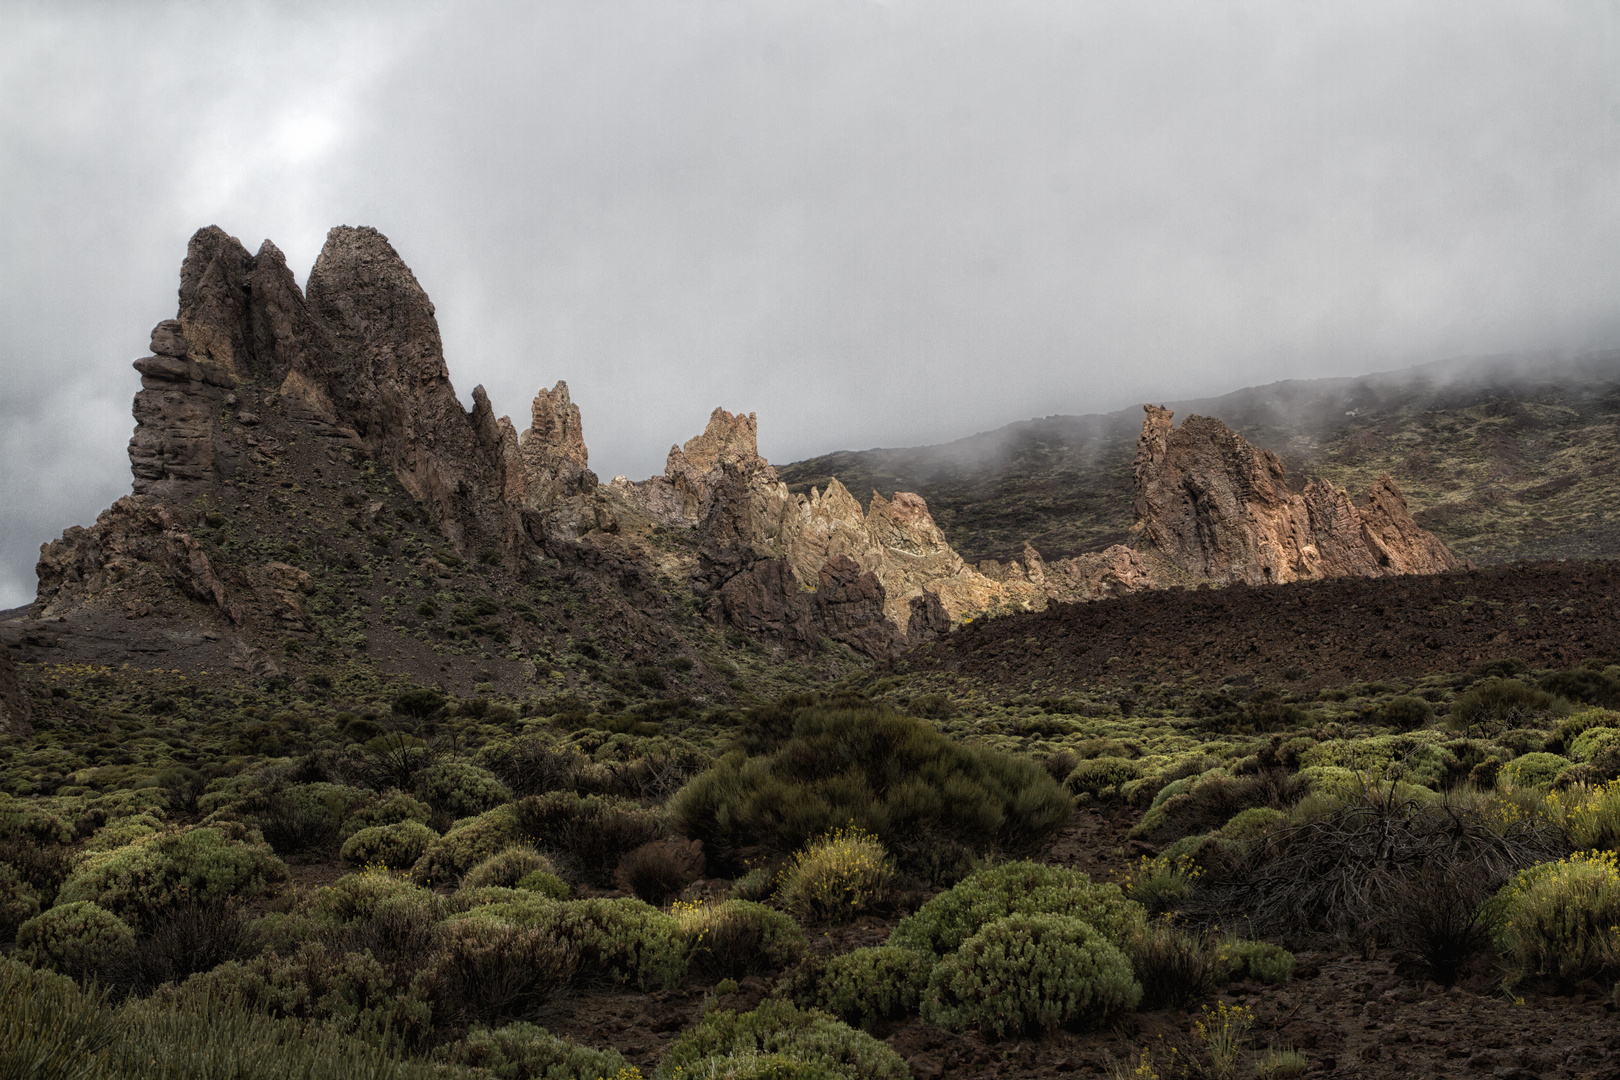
443, 1021, 632, 1080
338, 789, 432, 839
0, 861, 41, 939
774, 827, 895, 925
921, 913, 1141, 1036
1491, 851, 1620, 983
340, 821, 439, 870
1571, 725, 1620, 765
677, 899, 806, 979
305, 871, 440, 924
1498, 752, 1573, 790
425, 918, 579, 1026
656, 999, 909, 1080
516, 869, 571, 900
16, 900, 135, 976
464, 845, 557, 890
1065, 757, 1140, 799
458, 895, 688, 991
888, 861, 1145, 959
55, 825, 287, 928
414, 761, 511, 818
814, 946, 931, 1028
412, 805, 524, 885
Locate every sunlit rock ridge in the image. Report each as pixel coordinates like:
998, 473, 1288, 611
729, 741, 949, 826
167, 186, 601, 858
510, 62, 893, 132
33, 226, 1460, 660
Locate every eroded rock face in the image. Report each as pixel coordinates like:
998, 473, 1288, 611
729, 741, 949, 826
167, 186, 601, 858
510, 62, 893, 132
1032, 405, 1461, 598
0, 642, 31, 736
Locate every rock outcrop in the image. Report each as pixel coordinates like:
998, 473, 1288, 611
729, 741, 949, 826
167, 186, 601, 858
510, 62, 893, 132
1033, 406, 1461, 600
30, 226, 1462, 674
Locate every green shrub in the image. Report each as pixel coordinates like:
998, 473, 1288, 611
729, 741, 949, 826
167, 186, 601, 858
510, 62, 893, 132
0, 957, 118, 1080
0, 861, 42, 939
168, 942, 429, 1043
888, 861, 1144, 960
414, 761, 511, 818
16, 900, 135, 977
812, 946, 930, 1028
516, 869, 571, 900
1451, 678, 1567, 736
296, 872, 446, 971
1379, 696, 1435, 731
457, 896, 688, 991
1563, 779, 1620, 850
412, 805, 524, 885
774, 827, 895, 925
676, 899, 806, 979
441, 1021, 633, 1080
340, 821, 439, 870
656, 999, 909, 1080
56, 825, 286, 928
1118, 854, 1199, 914
1540, 669, 1620, 709
338, 789, 432, 839
671, 705, 1070, 880
1570, 725, 1620, 764
1498, 752, 1573, 790
1064, 757, 1140, 799
514, 791, 669, 886
464, 845, 557, 890
1214, 937, 1295, 984
1217, 806, 1284, 839
921, 914, 1141, 1036
1490, 851, 1620, 984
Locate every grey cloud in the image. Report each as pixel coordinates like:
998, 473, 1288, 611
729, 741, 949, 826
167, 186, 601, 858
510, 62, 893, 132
2, 0, 1617, 606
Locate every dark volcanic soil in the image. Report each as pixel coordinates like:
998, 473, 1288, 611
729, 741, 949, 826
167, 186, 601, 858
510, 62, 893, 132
903, 560, 1620, 692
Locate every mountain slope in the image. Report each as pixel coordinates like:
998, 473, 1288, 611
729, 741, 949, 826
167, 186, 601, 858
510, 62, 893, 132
777, 351, 1620, 567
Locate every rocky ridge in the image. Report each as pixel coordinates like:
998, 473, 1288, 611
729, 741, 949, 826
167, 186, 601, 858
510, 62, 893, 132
28, 225, 1459, 672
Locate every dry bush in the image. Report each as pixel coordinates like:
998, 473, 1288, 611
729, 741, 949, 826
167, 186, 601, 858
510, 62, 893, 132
1195, 792, 1559, 951
424, 919, 579, 1026
104, 901, 249, 994
613, 838, 704, 905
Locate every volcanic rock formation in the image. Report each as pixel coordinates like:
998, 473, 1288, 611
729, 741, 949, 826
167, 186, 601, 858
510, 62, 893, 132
29, 226, 1460, 673
1030, 405, 1461, 600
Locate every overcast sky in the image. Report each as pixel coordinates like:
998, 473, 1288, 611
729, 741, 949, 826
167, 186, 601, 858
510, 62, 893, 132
2, 1, 1618, 609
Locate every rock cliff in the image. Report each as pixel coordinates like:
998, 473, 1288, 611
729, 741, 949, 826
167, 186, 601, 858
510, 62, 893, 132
28, 227, 1462, 677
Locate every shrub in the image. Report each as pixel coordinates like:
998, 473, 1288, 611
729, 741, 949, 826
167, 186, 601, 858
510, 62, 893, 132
414, 761, 511, 818
1564, 779, 1620, 850
412, 805, 524, 885
1064, 757, 1140, 799
1131, 770, 1304, 844
458, 896, 688, 991
1540, 669, 1620, 709
1570, 725, 1620, 764
614, 838, 705, 905
812, 946, 931, 1028
514, 792, 670, 886
252, 783, 374, 856
676, 899, 806, 979
464, 845, 557, 890
670, 705, 1070, 880
921, 914, 1141, 1036
104, 901, 249, 993
656, 1000, 909, 1080
1213, 937, 1294, 984
0, 861, 41, 940
888, 861, 1144, 960
516, 869, 571, 900
341, 821, 439, 870
169, 942, 428, 1043
1451, 678, 1567, 737
442, 1022, 633, 1080
774, 827, 895, 925
1121, 918, 1216, 1010
16, 901, 135, 977
1490, 851, 1620, 984
55, 825, 286, 929
338, 789, 432, 838
1497, 752, 1572, 790
1379, 696, 1434, 730
1118, 854, 1200, 914
299, 872, 445, 972
0, 958, 119, 1080
423, 918, 579, 1027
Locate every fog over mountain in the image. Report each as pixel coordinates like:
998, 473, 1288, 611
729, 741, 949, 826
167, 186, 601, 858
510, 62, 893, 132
3, 1, 1618, 608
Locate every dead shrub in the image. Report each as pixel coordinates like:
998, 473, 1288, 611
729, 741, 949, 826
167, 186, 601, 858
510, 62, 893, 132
1390, 861, 1496, 985
613, 839, 704, 905
1123, 918, 1218, 1010
424, 919, 578, 1026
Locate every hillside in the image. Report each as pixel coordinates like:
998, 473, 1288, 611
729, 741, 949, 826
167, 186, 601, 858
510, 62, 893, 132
778, 351, 1620, 567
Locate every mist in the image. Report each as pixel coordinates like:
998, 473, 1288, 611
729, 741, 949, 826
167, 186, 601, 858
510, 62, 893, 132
3, 0, 1618, 608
